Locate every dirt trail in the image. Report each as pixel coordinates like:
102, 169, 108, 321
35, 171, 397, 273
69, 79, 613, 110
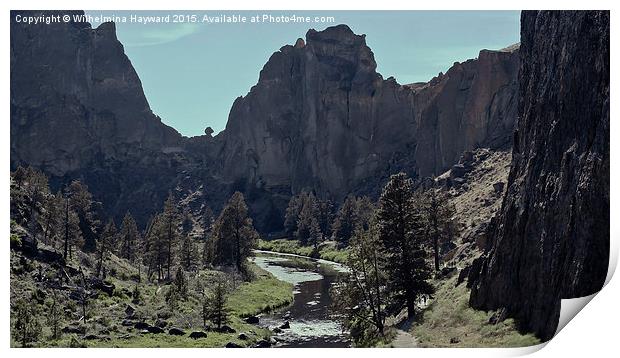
390, 318, 419, 348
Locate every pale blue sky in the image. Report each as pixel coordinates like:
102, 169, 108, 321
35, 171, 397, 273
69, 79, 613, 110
85, 11, 521, 137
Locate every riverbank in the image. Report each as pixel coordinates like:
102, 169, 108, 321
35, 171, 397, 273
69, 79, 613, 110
257, 239, 349, 264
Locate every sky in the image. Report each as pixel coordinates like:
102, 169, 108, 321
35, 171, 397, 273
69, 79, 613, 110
85, 11, 521, 137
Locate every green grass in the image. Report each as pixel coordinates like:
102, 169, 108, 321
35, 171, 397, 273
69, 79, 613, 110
10, 244, 293, 348
410, 276, 540, 348
257, 239, 349, 264
227, 263, 294, 318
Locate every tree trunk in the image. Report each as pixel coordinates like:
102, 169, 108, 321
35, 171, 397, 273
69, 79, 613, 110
63, 197, 69, 261
433, 232, 440, 272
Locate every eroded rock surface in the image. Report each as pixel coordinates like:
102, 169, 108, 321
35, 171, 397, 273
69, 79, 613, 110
469, 10, 610, 341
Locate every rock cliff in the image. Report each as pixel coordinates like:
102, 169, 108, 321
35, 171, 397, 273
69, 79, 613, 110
469, 10, 610, 341
10, 11, 223, 227
219, 25, 519, 231
11, 13, 519, 232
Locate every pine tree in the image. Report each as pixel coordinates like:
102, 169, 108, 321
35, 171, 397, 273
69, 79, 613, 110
60, 190, 84, 262
46, 290, 63, 340
96, 219, 117, 278
422, 189, 457, 271
332, 221, 388, 345
212, 192, 258, 272
144, 214, 167, 281
203, 278, 231, 330
42, 191, 63, 247
161, 194, 179, 280
295, 193, 321, 246
284, 192, 305, 238
377, 172, 434, 318
67, 180, 98, 252
332, 195, 374, 247
119, 212, 140, 262
180, 236, 199, 271
174, 266, 188, 299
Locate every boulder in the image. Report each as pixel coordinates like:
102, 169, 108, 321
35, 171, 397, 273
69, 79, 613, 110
254, 339, 271, 348
134, 322, 151, 330
154, 319, 168, 328
146, 326, 165, 334
218, 325, 236, 333
189, 331, 208, 339
225, 342, 242, 348
121, 319, 134, 327
91, 278, 115, 296
168, 328, 185, 336
279, 321, 290, 329
244, 315, 259, 324
238, 333, 249, 340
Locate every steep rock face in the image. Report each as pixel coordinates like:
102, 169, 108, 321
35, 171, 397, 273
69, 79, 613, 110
219, 25, 519, 231
10, 11, 207, 227
11, 10, 182, 175
469, 11, 609, 341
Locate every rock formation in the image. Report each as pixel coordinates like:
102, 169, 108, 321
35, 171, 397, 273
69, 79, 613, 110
469, 10, 610, 341
11, 13, 519, 232
10, 10, 220, 227
219, 25, 519, 230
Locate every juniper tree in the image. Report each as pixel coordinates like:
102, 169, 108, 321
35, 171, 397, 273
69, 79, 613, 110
377, 172, 434, 318
212, 192, 258, 273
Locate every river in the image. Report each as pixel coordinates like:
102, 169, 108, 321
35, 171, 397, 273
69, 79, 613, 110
250, 250, 351, 347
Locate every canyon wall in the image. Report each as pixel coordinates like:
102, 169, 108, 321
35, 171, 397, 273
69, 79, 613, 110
218, 25, 519, 231
11, 13, 519, 232
469, 10, 610, 341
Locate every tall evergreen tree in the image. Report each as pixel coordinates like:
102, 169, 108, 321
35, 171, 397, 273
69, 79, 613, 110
96, 219, 117, 278
119, 212, 140, 262
332, 221, 388, 345
160, 193, 179, 280
180, 236, 200, 271
422, 189, 457, 271
203, 278, 231, 330
67, 181, 98, 252
295, 193, 321, 246
377, 172, 434, 318
212, 192, 258, 272
284, 192, 305, 238
333, 195, 374, 247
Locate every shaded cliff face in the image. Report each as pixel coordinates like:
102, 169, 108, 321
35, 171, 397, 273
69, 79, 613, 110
10, 10, 208, 226
469, 11, 610, 341
219, 25, 519, 230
